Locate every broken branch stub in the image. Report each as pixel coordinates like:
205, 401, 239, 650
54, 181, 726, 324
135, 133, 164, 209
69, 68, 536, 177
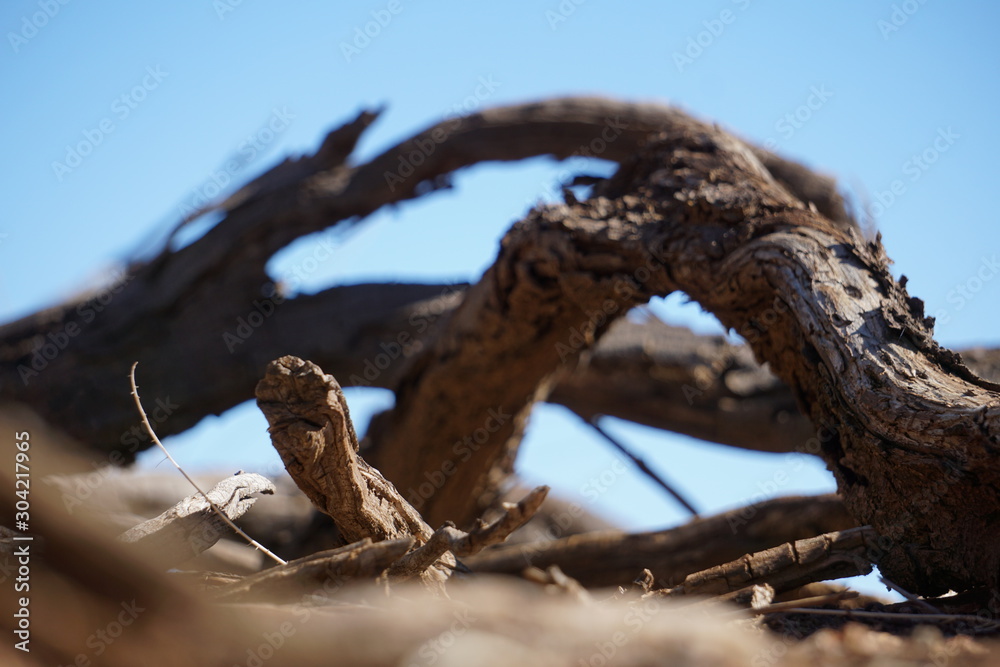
255, 355, 455, 584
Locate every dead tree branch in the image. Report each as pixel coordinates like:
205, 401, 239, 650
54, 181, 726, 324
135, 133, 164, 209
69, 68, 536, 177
0, 97, 850, 462
466, 495, 855, 588
654, 527, 876, 599
118, 471, 275, 568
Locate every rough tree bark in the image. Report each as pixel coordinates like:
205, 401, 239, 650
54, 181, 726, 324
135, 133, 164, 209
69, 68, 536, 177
0, 98, 850, 459
2, 97, 997, 597
366, 112, 1000, 594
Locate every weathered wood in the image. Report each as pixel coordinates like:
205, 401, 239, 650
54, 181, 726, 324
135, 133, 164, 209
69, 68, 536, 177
117, 472, 275, 568
255, 355, 455, 586
389, 485, 549, 579
550, 317, 814, 454
213, 537, 413, 603
556, 321, 1000, 456
466, 495, 856, 588
0, 97, 851, 464
654, 527, 876, 599
365, 114, 1000, 594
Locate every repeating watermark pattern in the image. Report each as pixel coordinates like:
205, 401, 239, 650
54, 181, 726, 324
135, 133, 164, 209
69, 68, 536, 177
555, 250, 665, 363
78, 600, 146, 663
877, 0, 929, 40
519, 457, 629, 564
339, 0, 404, 62
406, 407, 512, 511
223, 282, 286, 354
726, 421, 837, 534
7, 0, 71, 53
214, 0, 247, 20
672, 0, 752, 73
48, 393, 179, 513
761, 85, 834, 151
348, 282, 465, 387
407, 609, 476, 666
867, 126, 959, 221
178, 107, 295, 220
525, 114, 627, 210
933, 254, 1000, 327
223, 228, 342, 353
383, 76, 502, 192
545, 0, 587, 30
17, 269, 133, 385
579, 599, 664, 666
232, 572, 354, 666
51, 66, 169, 182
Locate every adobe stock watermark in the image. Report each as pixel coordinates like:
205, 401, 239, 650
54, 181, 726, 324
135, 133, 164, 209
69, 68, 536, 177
18, 269, 133, 386
545, 0, 587, 30
672, 0, 752, 73
406, 609, 476, 667
726, 421, 837, 533
73, 600, 146, 665
761, 85, 834, 151
223, 229, 342, 353
178, 107, 295, 220
406, 406, 512, 511
868, 126, 959, 221
222, 282, 286, 354
340, 0, 403, 62
7, 0, 71, 53
519, 457, 629, 564
51, 65, 169, 182
383, 75, 502, 192
932, 254, 1000, 328
877, 0, 929, 40
48, 393, 180, 513
348, 283, 465, 387
579, 599, 663, 667
555, 250, 666, 363
526, 114, 627, 208
214, 0, 248, 20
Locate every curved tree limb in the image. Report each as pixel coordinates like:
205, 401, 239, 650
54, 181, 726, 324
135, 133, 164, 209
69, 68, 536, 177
367, 115, 1000, 595
0, 97, 850, 460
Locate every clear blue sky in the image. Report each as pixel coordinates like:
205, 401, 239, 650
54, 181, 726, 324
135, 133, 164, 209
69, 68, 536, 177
4, 1, 998, 595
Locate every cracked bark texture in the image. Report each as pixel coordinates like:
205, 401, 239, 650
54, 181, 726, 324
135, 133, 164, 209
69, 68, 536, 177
3, 96, 998, 596
255, 355, 454, 585
558, 128, 1000, 595
0, 97, 850, 461
371, 116, 1000, 594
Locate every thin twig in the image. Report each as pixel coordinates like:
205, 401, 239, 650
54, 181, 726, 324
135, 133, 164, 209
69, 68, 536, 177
879, 575, 942, 613
731, 590, 859, 616
587, 416, 700, 517
758, 607, 1000, 629
129, 362, 286, 566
